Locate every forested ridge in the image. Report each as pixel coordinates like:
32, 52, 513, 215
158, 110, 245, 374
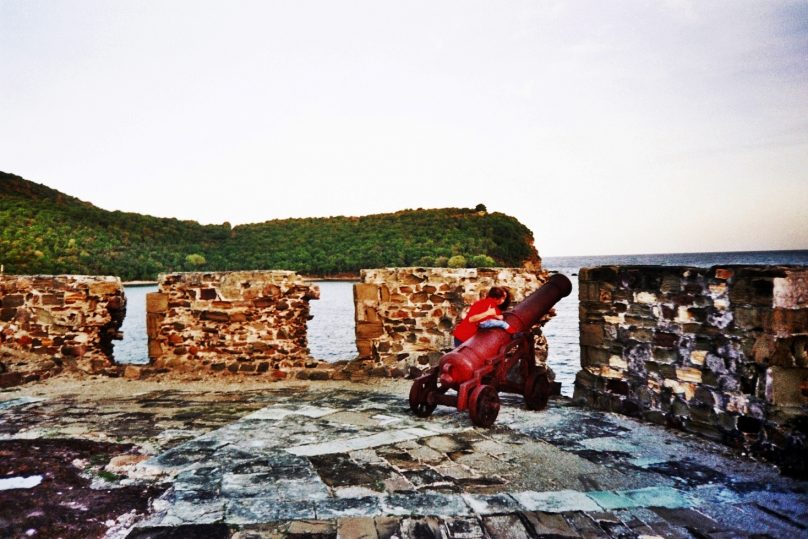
0, 171, 539, 280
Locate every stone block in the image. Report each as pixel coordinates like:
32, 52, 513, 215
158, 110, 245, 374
88, 279, 122, 296
773, 271, 808, 309
148, 340, 164, 359
356, 322, 384, 339
356, 340, 373, 358
482, 515, 532, 539
146, 293, 169, 314
0, 372, 24, 388
2, 294, 25, 308
689, 350, 707, 366
771, 308, 808, 337
581, 346, 610, 367
765, 366, 808, 406
673, 366, 702, 383
354, 283, 379, 303
521, 512, 578, 538
124, 365, 142, 379
653, 331, 679, 349
580, 323, 605, 347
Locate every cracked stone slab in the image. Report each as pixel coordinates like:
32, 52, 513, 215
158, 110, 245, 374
333, 485, 385, 499
588, 486, 691, 510
243, 405, 340, 421
225, 498, 319, 524
512, 489, 602, 513
382, 492, 471, 516
315, 496, 383, 519
159, 499, 226, 525
586, 490, 638, 510
522, 511, 580, 538
285, 427, 449, 456
0, 396, 45, 411
150, 444, 223, 470
622, 486, 691, 509
225, 497, 294, 524
731, 488, 808, 526
372, 414, 405, 426
443, 516, 487, 538
462, 493, 520, 515
482, 514, 532, 539
689, 484, 742, 505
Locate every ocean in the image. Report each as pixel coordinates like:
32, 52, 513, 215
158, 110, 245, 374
114, 250, 808, 396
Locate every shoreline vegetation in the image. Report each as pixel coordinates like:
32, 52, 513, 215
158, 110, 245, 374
1, 171, 539, 281
121, 275, 361, 286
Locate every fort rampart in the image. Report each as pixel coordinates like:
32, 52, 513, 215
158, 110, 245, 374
574, 265, 808, 475
2, 265, 806, 475
145, 271, 320, 377
0, 274, 125, 386
351, 267, 550, 378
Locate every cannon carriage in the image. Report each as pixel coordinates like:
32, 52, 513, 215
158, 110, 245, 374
408, 273, 572, 427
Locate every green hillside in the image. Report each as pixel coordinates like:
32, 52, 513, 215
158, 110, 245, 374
0, 172, 540, 280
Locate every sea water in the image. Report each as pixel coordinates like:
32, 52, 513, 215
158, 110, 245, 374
115, 250, 808, 396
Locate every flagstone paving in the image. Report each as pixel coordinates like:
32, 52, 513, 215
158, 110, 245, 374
1, 377, 806, 538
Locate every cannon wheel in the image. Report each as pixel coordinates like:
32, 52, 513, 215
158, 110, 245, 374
524, 368, 552, 411
409, 374, 438, 418
469, 385, 500, 428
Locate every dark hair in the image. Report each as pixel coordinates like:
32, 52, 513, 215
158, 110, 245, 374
487, 286, 511, 310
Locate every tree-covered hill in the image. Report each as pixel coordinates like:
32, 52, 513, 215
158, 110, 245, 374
1, 171, 540, 280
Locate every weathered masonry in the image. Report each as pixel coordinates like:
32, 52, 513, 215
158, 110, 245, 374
146, 271, 320, 377
0, 274, 125, 386
353, 267, 551, 376
575, 265, 808, 476
143, 268, 552, 381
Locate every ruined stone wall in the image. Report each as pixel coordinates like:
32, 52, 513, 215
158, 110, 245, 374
0, 275, 125, 386
575, 265, 808, 476
146, 271, 320, 377
353, 267, 550, 377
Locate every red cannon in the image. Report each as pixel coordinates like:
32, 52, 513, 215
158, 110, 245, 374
409, 273, 573, 427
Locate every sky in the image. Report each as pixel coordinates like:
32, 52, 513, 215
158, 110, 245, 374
1, 1, 807, 257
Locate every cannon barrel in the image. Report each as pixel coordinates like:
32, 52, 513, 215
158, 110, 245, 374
438, 273, 572, 388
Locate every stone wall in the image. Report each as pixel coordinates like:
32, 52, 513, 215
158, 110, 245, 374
0, 275, 125, 386
146, 271, 320, 377
353, 267, 550, 377
575, 265, 808, 476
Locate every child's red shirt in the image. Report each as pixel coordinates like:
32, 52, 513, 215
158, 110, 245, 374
452, 297, 501, 343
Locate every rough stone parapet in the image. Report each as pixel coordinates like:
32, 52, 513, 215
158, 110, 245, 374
574, 264, 808, 477
354, 267, 551, 376
0, 274, 125, 385
146, 271, 320, 376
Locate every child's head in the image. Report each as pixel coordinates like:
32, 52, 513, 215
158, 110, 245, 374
487, 286, 511, 310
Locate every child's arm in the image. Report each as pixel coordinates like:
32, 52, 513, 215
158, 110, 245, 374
468, 306, 497, 323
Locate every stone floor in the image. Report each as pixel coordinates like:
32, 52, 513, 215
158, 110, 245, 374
0, 376, 806, 538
